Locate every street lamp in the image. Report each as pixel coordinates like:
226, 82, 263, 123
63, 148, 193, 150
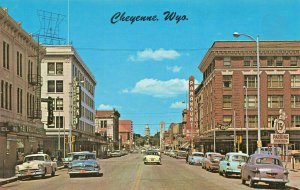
233, 32, 261, 154
243, 86, 249, 155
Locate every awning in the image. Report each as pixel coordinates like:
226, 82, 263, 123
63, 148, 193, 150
180, 141, 190, 149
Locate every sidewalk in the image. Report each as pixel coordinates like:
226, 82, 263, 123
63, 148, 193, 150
286, 162, 300, 190
0, 166, 65, 186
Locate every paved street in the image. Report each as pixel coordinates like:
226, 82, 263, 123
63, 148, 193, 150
1, 153, 295, 190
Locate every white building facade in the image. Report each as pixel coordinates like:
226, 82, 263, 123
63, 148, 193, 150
41, 45, 96, 156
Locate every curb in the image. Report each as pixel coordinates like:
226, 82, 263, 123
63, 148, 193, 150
286, 184, 300, 190
0, 166, 65, 186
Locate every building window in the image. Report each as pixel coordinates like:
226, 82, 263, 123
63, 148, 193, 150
247, 115, 258, 128
47, 80, 55, 92
223, 75, 232, 88
9, 84, 12, 110
56, 98, 63, 110
56, 80, 63, 92
56, 62, 63, 74
223, 95, 232, 108
275, 57, 283, 66
56, 116, 64, 128
268, 75, 283, 88
268, 95, 283, 108
16, 51, 23, 77
5, 82, 8, 110
223, 115, 232, 126
3, 41, 9, 69
252, 57, 257, 66
244, 57, 251, 67
1, 80, 3, 108
244, 75, 257, 88
47, 62, 55, 74
244, 95, 257, 108
267, 57, 275, 66
291, 95, 300, 108
223, 57, 231, 67
268, 116, 277, 128
290, 57, 298, 67
292, 115, 300, 127
291, 75, 300, 88
17, 88, 23, 114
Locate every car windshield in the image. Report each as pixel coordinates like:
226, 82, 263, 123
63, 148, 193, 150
73, 154, 96, 160
24, 156, 44, 162
193, 153, 204, 157
256, 157, 282, 166
232, 155, 248, 162
212, 155, 223, 160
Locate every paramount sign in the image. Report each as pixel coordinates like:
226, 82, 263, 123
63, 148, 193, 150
270, 134, 289, 145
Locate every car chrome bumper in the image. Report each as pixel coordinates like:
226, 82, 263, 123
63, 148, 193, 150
16, 170, 44, 177
251, 177, 289, 183
68, 169, 100, 174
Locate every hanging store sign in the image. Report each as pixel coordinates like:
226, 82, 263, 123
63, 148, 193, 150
270, 134, 289, 145
72, 78, 81, 126
189, 76, 195, 128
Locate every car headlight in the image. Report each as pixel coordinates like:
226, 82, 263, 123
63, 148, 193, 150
94, 163, 99, 168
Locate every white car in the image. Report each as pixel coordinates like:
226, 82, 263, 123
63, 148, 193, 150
15, 153, 57, 179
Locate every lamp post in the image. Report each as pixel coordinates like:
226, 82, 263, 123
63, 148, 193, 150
233, 32, 261, 154
244, 86, 249, 155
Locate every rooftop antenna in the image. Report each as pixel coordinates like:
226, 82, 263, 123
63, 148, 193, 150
34, 10, 66, 45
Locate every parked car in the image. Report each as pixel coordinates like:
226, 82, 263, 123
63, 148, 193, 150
62, 151, 89, 168
143, 150, 161, 165
68, 152, 102, 177
110, 150, 122, 157
219, 152, 248, 177
176, 150, 187, 159
188, 152, 204, 165
169, 150, 177, 158
241, 154, 289, 188
202, 152, 223, 172
15, 153, 57, 180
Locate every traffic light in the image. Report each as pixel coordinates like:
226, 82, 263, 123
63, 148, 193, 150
72, 136, 75, 143
47, 97, 54, 125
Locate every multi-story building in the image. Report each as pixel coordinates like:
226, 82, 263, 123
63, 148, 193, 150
195, 41, 300, 154
95, 109, 120, 150
0, 8, 45, 177
119, 120, 133, 150
41, 45, 96, 156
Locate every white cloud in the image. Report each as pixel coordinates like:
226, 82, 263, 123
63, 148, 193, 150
129, 48, 180, 61
167, 66, 182, 73
124, 78, 188, 98
97, 104, 121, 110
170, 101, 186, 109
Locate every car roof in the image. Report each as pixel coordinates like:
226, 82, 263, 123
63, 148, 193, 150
25, 154, 47, 157
250, 153, 280, 159
226, 152, 248, 156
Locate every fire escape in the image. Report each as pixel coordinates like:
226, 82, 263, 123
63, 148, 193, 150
28, 73, 43, 119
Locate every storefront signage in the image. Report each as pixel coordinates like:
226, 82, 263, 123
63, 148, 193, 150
189, 76, 195, 129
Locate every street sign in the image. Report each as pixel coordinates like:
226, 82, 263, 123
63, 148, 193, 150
270, 134, 289, 144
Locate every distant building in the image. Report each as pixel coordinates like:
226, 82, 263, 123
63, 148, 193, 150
0, 8, 45, 177
95, 109, 120, 150
41, 45, 97, 155
144, 124, 150, 137
119, 120, 133, 150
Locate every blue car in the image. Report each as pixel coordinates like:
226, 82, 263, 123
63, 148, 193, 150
219, 152, 248, 177
188, 152, 204, 165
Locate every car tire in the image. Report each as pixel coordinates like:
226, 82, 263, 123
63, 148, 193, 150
17, 176, 23, 180
219, 170, 223, 176
41, 169, 46, 178
69, 174, 74, 178
249, 178, 255, 187
51, 169, 55, 177
242, 179, 246, 185
224, 172, 229, 178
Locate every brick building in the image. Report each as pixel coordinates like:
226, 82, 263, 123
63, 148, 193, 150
195, 41, 300, 154
119, 120, 133, 150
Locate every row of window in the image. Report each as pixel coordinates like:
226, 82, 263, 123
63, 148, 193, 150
223, 75, 300, 88
223, 56, 299, 67
47, 116, 64, 128
220, 115, 300, 128
47, 62, 63, 75
223, 95, 300, 109
73, 65, 95, 96
95, 120, 108, 128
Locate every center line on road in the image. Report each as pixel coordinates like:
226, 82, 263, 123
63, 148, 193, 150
132, 163, 143, 190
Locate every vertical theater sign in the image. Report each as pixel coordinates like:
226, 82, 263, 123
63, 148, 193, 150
189, 76, 195, 146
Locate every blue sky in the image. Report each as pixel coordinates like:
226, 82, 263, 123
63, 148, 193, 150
1, 0, 300, 135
